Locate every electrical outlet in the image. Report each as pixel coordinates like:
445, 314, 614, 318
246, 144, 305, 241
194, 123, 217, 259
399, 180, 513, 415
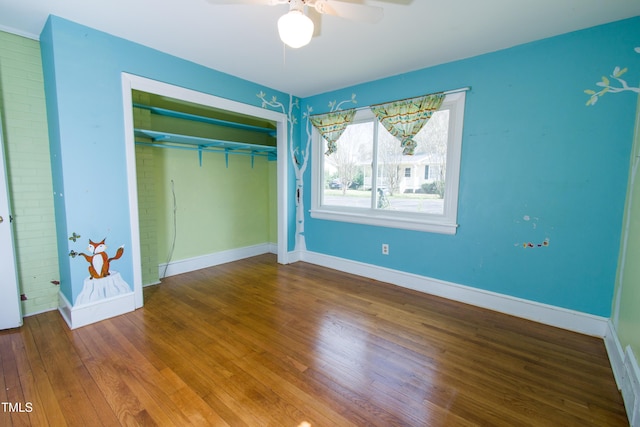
382, 243, 389, 255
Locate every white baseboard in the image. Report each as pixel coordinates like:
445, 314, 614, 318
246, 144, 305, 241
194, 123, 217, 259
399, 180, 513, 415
605, 320, 627, 387
300, 250, 608, 337
606, 321, 640, 426
58, 290, 136, 330
22, 307, 58, 318
143, 280, 161, 287
287, 249, 304, 263
624, 346, 640, 427
266, 242, 278, 254
159, 243, 277, 278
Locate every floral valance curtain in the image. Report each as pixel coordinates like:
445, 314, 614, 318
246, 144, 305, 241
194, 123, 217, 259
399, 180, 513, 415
309, 109, 357, 156
370, 92, 445, 155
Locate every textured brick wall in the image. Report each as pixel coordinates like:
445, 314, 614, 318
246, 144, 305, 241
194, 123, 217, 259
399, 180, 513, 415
133, 92, 159, 286
0, 31, 60, 315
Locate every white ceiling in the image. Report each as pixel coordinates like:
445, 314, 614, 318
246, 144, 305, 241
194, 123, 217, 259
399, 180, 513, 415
0, 0, 639, 98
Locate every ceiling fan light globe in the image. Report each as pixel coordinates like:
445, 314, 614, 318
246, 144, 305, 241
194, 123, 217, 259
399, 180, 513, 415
278, 10, 314, 48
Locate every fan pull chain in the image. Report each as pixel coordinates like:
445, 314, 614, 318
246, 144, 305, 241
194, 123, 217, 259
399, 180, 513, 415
282, 42, 287, 68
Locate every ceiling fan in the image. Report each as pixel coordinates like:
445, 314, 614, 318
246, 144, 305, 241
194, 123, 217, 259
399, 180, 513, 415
207, 0, 384, 48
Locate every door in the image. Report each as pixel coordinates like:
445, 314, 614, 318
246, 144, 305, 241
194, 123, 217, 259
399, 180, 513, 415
0, 116, 22, 329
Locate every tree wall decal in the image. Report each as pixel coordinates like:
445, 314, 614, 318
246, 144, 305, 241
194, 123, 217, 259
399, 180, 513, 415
584, 47, 640, 106
585, 46, 640, 326
257, 91, 308, 251
257, 91, 357, 252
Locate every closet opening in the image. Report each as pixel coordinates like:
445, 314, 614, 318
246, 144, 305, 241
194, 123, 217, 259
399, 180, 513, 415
122, 74, 289, 304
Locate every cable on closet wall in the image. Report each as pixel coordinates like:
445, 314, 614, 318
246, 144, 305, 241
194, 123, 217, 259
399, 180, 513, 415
162, 179, 177, 279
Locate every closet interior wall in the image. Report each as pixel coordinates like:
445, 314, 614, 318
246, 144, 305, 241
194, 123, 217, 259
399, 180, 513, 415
132, 91, 278, 286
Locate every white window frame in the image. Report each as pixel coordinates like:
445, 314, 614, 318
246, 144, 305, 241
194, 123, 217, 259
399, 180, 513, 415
310, 91, 466, 234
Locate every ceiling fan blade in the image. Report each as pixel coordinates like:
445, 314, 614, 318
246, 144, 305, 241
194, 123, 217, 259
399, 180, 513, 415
308, 7, 323, 38
373, 0, 413, 4
313, 0, 384, 23
206, 0, 283, 5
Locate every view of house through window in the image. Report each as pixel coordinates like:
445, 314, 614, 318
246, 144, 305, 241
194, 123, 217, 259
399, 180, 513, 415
322, 109, 450, 215
311, 90, 465, 234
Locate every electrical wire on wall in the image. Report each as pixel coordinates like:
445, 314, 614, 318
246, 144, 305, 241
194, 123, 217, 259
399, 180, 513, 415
161, 179, 177, 279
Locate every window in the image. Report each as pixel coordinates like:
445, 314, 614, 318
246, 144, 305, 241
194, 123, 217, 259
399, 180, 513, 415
311, 91, 466, 234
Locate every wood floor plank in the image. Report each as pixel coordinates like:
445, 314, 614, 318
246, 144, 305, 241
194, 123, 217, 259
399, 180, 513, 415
0, 332, 30, 427
117, 313, 247, 426
118, 307, 273, 426
0, 254, 628, 425
1, 326, 55, 427
36, 313, 122, 427
9, 330, 55, 427
100, 320, 226, 426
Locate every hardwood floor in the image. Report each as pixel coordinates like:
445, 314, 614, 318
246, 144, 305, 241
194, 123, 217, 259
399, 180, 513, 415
0, 254, 628, 426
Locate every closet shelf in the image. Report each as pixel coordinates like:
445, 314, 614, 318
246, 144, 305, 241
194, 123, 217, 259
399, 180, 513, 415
134, 129, 276, 167
133, 103, 277, 137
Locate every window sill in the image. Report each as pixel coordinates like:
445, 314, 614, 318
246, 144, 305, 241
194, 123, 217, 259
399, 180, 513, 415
309, 208, 458, 235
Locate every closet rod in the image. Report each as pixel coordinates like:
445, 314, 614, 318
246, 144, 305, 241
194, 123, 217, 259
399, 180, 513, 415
135, 141, 274, 157
346, 86, 472, 114
134, 129, 276, 153
135, 141, 276, 168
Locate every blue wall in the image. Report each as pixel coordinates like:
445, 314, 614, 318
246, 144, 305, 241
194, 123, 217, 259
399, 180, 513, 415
40, 16, 293, 304
40, 14, 640, 317
302, 17, 640, 317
